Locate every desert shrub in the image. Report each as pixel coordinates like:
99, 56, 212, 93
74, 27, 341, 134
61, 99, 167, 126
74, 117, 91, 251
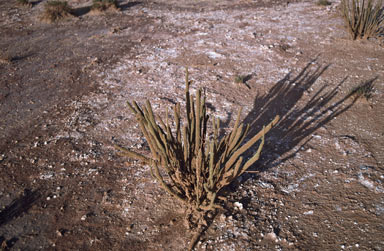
116, 69, 279, 217
116, 70, 279, 249
341, 0, 384, 39
41, 1, 73, 23
91, 0, 118, 12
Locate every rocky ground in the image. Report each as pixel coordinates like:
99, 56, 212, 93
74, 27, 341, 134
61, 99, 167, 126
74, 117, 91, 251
0, 0, 383, 250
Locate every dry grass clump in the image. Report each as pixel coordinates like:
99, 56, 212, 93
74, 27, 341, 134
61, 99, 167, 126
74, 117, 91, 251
341, 0, 384, 39
41, 1, 73, 23
116, 70, 279, 233
91, 0, 119, 12
233, 74, 251, 89
234, 75, 246, 84
0, 53, 12, 65
348, 81, 375, 100
17, 0, 32, 7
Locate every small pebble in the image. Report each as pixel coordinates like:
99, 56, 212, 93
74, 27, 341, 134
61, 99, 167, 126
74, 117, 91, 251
169, 218, 176, 225
126, 224, 134, 231
303, 210, 314, 215
234, 202, 243, 210
265, 232, 277, 242
219, 214, 226, 222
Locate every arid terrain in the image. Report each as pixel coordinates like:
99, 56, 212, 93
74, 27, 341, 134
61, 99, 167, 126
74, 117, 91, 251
0, 0, 383, 250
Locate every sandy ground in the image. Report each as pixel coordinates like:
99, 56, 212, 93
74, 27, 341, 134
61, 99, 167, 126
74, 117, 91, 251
0, 0, 383, 250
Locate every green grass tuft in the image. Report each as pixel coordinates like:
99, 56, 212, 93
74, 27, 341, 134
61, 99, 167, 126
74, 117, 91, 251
234, 75, 246, 84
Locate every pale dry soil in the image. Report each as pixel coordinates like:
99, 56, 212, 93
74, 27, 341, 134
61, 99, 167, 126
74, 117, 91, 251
0, 0, 383, 250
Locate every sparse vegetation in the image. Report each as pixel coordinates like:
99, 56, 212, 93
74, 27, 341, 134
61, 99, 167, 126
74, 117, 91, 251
341, 0, 384, 40
0, 54, 12, 65
234, 75, 251, 89
116, 70, 279, 248
348, 81, 375, 100
317, 0, 332, 5
2, 0, 384, 248
91, 0, 118, 12
17, 0, 32, 7
234, 75, 246, 84
41, 1, 73, 23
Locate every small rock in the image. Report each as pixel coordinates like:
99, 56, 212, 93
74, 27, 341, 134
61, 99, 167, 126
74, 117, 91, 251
126, 224, 134, 231
234, 202, 243, 210
303, 210, 313, 215
219, 214, 226, 222
169, 218, 176, 225
265, 232, 277, 242
81, 215, 87, 221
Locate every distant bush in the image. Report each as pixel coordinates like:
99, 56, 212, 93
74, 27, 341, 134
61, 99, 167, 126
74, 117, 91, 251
91, 0, 118, 12
17, 0, 32, 7
317, 0, 332, 6
341, 0, 384, 39
41, 1, 73, 23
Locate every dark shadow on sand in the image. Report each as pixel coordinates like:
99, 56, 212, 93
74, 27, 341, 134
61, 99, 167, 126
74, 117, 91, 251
119, 1, 142, 11
0, 189, 41, 227
239, 59, 377, 174
71, 6, 92, 17
10, 53, 35, 62
197, 60, 377, 248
